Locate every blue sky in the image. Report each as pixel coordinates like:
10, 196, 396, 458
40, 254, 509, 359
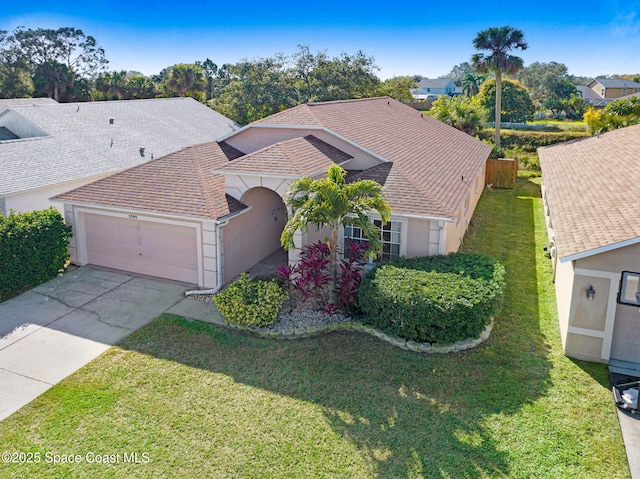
2, 0, 639, 79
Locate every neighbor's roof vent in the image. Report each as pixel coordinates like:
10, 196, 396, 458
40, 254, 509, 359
109, 117, 114, 124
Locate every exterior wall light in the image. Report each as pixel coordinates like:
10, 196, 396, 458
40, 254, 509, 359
586, 285, 595, 301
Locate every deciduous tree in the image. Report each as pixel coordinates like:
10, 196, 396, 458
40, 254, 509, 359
477, 79, 534, 123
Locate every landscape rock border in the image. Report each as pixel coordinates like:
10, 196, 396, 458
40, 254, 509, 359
202, 312, 494, 354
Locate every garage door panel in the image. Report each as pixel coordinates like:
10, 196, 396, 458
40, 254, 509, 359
84, 214, 198, 284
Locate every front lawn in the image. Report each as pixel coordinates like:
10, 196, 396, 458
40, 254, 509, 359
0, 178, 628, 478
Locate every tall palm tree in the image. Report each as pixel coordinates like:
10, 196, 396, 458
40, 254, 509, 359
281, 164, 391, 301
471, 26, 527, 148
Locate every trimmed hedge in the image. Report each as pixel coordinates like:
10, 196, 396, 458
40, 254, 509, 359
358, 253, 505, 344
214, 273, 288, 327
478, 129, 589, 152
0, 208, 72, 301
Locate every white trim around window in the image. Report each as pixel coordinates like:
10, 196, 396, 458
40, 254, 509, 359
341, 216, 407, 261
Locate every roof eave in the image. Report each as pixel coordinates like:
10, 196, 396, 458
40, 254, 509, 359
559, 236, 640, 263
49, 198, 229, 223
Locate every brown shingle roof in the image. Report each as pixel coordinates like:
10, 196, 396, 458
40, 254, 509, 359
218, 135, 352, 178
252, 97, 491, 218
539, 123, 640, 259
52, 141, 247, 220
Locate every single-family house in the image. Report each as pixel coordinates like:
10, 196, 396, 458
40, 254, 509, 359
539, 124, 640, 368
53, 97, 491, 290
412, 78, 457, 100
0, 97, 238, 215
586, 78, 640, 99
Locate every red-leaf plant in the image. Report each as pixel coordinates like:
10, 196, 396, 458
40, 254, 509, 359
277, 240, 367, 312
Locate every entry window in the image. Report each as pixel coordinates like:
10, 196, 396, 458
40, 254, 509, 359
344, 220, 401, 261
619, 271, 640, 306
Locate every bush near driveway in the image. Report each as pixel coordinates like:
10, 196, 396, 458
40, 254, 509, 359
214, 273, 288, 327
358, 253, 505, 344
0, 208, 72, 301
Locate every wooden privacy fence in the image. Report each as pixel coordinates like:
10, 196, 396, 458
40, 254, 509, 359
485, 158, 518, 189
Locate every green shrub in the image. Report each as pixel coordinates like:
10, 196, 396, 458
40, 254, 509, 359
358, 253, 505, 344
478, 129, 588, 151
213, 273, 288, 327
0, 208, 72, 301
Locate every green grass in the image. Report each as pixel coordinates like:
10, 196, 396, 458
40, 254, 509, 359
0, 178, 628, 478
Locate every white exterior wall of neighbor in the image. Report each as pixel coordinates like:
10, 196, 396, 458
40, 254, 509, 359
4, 174, 111, 216
0, 108, 48, 138
62, 203, 216, 288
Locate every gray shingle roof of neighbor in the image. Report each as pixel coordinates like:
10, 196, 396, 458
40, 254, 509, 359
0, 97, 58, 109
591, 78, 640, 89
0, 97, 239, 197
415, 78, 455, 89
539, 123, 640, 260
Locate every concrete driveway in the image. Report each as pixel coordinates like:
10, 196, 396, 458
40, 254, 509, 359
0, 266, 189, 420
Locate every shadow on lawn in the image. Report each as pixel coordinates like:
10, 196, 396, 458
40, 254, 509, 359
120, 180, 553, 479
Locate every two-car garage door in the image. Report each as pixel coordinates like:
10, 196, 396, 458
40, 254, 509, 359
84, 213, 199, 284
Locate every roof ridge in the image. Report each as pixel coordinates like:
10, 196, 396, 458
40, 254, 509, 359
307, 96, 391, 106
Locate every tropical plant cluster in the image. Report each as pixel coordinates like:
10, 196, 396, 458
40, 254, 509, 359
358, 253, 505, 344
212, 273, 288, 327
0, 208, 72, 301
276, 241, 368, 313
584, 97, 640, 134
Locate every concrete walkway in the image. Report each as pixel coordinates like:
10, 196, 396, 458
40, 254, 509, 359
0, 266, 188, 420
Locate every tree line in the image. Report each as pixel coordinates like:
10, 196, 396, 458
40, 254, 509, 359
2, 25, 638, 133
0, 27, 414, 125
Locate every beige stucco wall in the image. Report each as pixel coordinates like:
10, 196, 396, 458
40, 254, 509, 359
6, 174, 111, 216
577, 242, 640, 273
443, 162, 485, 253
554, 258, 574, 348
551, 242, 640, 363
573, 243, 640, 363
406, 218, 432, 257
222, 187, 287, 283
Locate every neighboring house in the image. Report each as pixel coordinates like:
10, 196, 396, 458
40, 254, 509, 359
412, 78, 457, 99
539, 123, 640, 368
0, 97, 238, 215
576, 85, 613, 108
54, 97, 491, 290
587, 78, 640, 98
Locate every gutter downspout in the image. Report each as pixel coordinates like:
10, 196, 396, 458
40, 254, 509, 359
185, 206, 252, 296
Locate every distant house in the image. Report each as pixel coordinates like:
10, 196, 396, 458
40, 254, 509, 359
578, 78, 640, 107
412, 78, 457, 100
0, 97, 238, 215
54, 97, 491, 289
539, 124, 640, 368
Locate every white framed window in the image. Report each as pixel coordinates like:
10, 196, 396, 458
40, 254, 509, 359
619, 271, 640, 306
464, 194, 470, 214
344, 219, 402, 261
622, 89, 628, 94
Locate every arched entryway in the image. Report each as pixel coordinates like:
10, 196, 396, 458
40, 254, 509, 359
222, 187, 287, 282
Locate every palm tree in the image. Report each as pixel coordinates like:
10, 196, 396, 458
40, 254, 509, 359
462, 73, 486, 97
281, 164, 391, 302
471, 26, 527, 148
